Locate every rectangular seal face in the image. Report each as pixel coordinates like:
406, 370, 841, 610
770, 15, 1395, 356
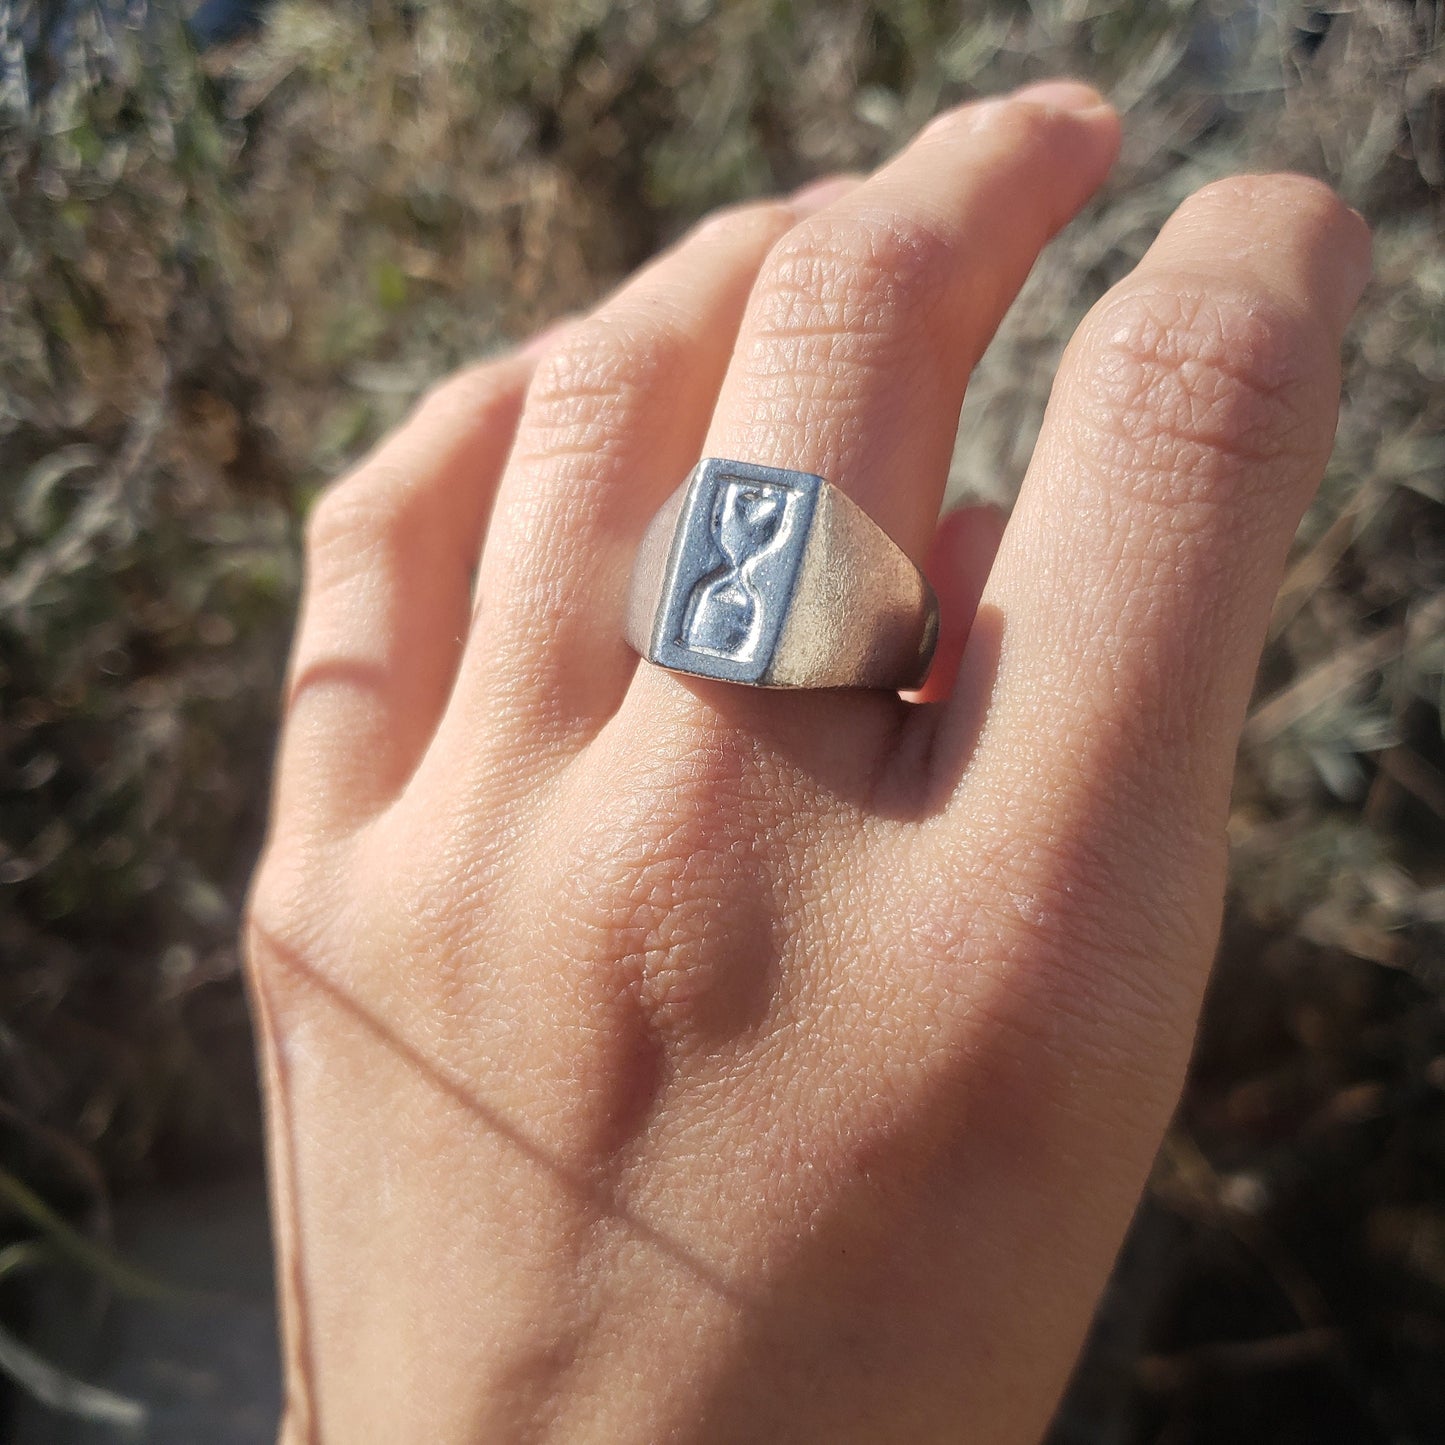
652, 458, 820, 684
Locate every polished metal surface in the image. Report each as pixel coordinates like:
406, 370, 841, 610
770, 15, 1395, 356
626, 458, 938, 689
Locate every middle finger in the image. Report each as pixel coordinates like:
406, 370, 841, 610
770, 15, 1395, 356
621, 82, 1120, 761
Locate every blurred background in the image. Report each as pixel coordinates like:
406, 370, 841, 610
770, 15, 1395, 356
0, 0, 1442, 1440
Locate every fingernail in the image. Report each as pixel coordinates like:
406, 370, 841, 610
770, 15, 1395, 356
790, 173, 862, 214
1011, 79, 1109, 112
1342, 205, 1373, 308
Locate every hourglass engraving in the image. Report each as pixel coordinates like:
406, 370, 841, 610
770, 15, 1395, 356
680, 481, 791, 661
631, 457, 936, 689
646, 459, 819, 684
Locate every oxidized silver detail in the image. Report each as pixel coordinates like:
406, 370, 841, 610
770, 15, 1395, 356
682, 478, 792, 661
625, 458, 938, 690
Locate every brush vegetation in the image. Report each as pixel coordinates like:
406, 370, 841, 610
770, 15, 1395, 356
1, 0, 1442, 1437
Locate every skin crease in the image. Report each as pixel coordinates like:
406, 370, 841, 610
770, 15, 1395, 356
246, 79, 1371, 1444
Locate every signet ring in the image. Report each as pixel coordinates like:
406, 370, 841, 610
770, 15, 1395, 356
625, 458, 939, 690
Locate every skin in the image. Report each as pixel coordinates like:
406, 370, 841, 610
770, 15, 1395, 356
246, 80, 1372, 1443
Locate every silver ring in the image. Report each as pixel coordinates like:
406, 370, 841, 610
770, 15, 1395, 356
625, 458, 938, 690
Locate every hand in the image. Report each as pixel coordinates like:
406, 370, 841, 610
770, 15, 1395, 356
246, 79, 1370, 1443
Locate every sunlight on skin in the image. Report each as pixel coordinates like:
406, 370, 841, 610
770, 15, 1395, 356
246, 80, 1369, 1444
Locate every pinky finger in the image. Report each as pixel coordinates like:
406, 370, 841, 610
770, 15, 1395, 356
906, 504, 1005, 705
272, 352, 535, 844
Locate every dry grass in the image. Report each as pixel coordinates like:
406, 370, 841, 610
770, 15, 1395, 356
1, 0, 1442, 1437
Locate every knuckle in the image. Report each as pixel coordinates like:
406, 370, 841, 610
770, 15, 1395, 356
244, 830, 380, 1030
684, 197, 795, 253
1183, 171, 1353, 234
957, 815, 1222, 1042
243, 840, 337, 985
754, 208, 952, 338
517, 312, 685, 463
409, 358, 524, 432
551, 730, 782, 1051
917, 95, 1054, 163
302, 464, 411, 575
303, 362, 527, 579
302, 478, 372, 562
1069, 275, 1332, 496
959, 94, 1060, 161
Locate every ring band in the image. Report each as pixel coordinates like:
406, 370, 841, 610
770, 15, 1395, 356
625, 458, 938, 690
